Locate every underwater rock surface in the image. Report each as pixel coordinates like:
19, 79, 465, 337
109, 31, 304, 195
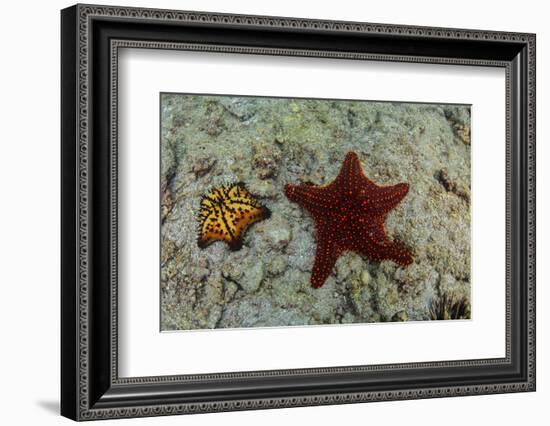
160, 94, 471, 331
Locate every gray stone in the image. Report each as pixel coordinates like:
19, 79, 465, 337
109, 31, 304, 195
361, 270, 371, 286
253, 141, 282, 179
261, 213, 292, 250
267, 255, 288, 276
240, 261, 264, 293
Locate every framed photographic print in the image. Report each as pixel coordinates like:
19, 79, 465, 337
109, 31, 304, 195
61, 3, 536, 421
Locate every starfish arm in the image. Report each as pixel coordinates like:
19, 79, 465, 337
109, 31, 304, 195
232, 205, 271, 247
363, 183, 409, 216
379, 240, 413, 266
330, 151, 371, 195
284, 184, 334, 215
310, 220, 340, 288
356, 222, 413, 266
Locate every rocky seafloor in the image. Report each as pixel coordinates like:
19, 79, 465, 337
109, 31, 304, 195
160, 94, 471, 331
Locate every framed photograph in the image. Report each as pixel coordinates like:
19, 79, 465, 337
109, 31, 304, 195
61, 4, 536, 421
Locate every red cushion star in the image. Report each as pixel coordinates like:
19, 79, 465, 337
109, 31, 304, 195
285, 151, 413, 288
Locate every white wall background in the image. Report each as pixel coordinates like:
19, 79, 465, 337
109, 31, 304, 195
0, 0, 546, 424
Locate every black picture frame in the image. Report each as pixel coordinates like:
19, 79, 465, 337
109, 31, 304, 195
61, 4, 536, 421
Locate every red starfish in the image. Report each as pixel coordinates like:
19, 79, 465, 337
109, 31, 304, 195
285, 151, 413, 288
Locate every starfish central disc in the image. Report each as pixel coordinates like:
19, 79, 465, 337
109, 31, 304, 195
285, 151, 413, 288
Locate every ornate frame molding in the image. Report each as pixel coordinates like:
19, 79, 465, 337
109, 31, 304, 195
61, 4, 535, 421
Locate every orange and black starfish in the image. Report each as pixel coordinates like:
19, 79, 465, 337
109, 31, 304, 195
285, 151, 413, 288
197, 182, 270, 251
